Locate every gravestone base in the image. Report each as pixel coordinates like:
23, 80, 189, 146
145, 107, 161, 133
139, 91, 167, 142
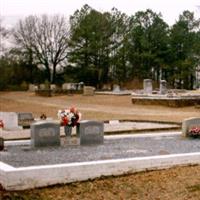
61, 136, 80, 146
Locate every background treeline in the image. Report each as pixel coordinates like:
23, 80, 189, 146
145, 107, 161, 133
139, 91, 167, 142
0, 4, 200, 90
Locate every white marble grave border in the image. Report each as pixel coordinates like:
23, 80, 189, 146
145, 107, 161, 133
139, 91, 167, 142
1, 132, 200, 191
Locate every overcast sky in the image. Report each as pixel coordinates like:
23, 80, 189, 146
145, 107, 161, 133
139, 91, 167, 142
1, 0, 200, 27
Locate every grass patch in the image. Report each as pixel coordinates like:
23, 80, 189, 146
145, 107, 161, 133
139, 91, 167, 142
187, 184, 200, 192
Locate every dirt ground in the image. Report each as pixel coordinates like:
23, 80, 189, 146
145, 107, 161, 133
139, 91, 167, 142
1, 91, 200, 200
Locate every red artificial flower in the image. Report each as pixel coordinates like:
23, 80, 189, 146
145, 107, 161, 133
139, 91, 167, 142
62, 116, 69, 126
0, 120, 4, 128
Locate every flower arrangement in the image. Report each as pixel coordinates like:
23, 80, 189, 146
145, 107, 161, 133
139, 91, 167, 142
57, 107, 81, 127
0, 120, 4, 129
40, 113, 47, 120
188, 127, 200, 138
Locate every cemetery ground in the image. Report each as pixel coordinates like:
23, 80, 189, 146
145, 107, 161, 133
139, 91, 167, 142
1, 91, 200, 199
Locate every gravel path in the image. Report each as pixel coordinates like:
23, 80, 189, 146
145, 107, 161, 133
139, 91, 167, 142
1, 133, 200, 168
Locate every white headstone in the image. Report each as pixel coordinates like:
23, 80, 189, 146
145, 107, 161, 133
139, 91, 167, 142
160, 80, 167, 94
182, 117, 200, 137
0, 112, 22, 130
62, 83, 72, 90
50, 84, 56, 90
28, 84, 35, 92
109, 120, 120, 124
143, 79, 152, 94
113, 84, 120, 92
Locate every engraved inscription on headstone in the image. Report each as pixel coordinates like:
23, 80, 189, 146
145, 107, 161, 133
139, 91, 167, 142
31, 121, 60, 147
79, 120, 104, 145
85, 126, 100, 135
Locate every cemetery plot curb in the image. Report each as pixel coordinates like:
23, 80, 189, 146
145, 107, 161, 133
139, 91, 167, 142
0, 152, 200, 191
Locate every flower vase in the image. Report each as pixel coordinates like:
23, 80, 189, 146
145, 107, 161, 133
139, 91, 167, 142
64, 125, 72, 137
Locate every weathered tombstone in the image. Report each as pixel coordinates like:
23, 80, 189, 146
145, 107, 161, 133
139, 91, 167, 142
0, 112, 22, 130
143, 79, 152, 94
50, 84, 56, 90
160, 80, 167, 94
62, 83, 71, 90
31, 121, 60, 147
79, 120, 104, 145
83, 86, 95, 96
102, 84, 111, 91
182, 117, 200, 137
70, 83, 77, 90
39, 84, 46, 90
77, 82, 84, 90
113, 84, 120, 93
28, 84, 36, 92
17, 112, 35, 127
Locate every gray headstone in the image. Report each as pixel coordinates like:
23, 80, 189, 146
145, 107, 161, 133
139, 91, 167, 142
31, 121, 60, 147
17, 112, 34, 127
79, 120, 104, 145
160, 80, 167, 94
182, 117, 200, 137
143, 79, 152, 94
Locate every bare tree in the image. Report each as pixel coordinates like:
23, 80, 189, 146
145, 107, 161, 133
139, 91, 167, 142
14, 15, 69, 83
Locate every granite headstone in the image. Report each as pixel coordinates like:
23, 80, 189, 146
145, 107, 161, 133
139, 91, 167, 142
31, 121, 60, 147
17, 112, 34, 127
79, 120, 104, 145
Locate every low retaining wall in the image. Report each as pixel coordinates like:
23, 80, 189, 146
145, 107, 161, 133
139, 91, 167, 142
1, 152, 200, 191
132, 96, 200, 107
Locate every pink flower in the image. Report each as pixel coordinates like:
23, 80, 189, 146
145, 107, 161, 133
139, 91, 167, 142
57, 107, 81, 127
